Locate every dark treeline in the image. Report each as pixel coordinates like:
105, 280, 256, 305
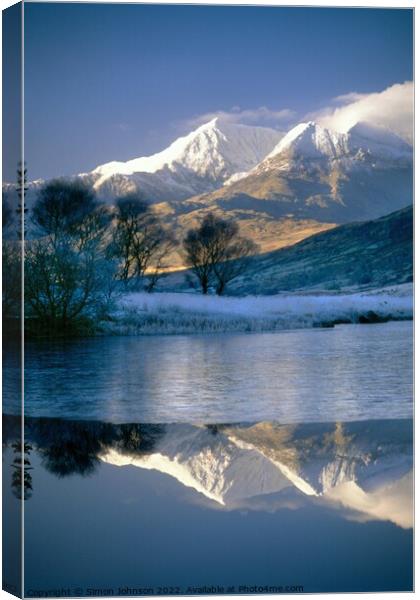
2, 171, 257, 336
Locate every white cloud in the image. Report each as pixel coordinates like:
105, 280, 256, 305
331, 92, 365, 105
177, 82, 413, 144
183, 106, 296, 130
309, 81, 413, 143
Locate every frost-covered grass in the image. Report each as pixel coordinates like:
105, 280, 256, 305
98, 284, 413, 336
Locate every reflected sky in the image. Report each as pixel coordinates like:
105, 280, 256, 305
3, 416, 413, 595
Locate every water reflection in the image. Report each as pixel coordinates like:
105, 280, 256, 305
2, 415, 412, 594
3, 322, 413, 423
4, 416, 412, 529
10, 441, 33, 500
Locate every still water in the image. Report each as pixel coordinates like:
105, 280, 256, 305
2, 417, 413, 595
3, 321, 413, 423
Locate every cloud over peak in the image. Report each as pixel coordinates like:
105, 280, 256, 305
310, 81, 413, 144
178, 82, 413, 145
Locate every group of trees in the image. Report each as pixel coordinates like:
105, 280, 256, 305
3, 173, 258, 334
25, 181, 114, 331
24, 181, 177, 332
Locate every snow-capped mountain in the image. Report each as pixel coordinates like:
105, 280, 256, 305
83, 118, 283, 202
261, 120, 412, 167
82, 119, 411, 208
264, 121, 351, 161
100, 421, 413, 528
189, 120, 412, 225
8, 116, 412, 265
347, 121, 413, 161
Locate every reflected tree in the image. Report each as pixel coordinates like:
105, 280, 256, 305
11, 441, 33, 501
27, 419, 165, 479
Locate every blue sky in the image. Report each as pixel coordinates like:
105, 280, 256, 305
17, 3, 413, 180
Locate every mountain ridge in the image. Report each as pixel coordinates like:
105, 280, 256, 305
84, 118, 284, 203
186, 120, 412, 226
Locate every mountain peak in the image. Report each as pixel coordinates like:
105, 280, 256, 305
263, 119, 412, 165
90, 118, 283, 201
198, 116, 220, 130
266, 121, 346, 160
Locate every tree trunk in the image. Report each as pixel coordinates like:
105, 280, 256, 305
216, 281, 225, 296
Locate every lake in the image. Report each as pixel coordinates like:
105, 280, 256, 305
2, 321, 414, 594
3, 321, 413, 423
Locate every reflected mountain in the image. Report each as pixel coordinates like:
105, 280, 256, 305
3, 415, 412, 528
101, 420, 413, 529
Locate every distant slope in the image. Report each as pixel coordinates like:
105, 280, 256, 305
228, 205, 413, 295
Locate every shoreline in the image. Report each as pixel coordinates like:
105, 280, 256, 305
17, 283, 412, 339
98, 283, 412, 337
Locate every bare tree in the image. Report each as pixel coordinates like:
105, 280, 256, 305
183, 216, 217, 294
110, 193, 174, 290
2, 240, 21, 319
183, 213, 258, 295
32, 179, 102, 243
2, 194, 21, 319
144, 234, 176, 292
25, 180, 114, 333
3, 162, 27, 321
212, 234, 257, 295
25, 237, 105, 329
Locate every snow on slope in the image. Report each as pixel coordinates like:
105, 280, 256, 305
262, 120, 412, 167
266, 121, 350, 160
90, 118, 283, 198
347, 121, 413, 161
